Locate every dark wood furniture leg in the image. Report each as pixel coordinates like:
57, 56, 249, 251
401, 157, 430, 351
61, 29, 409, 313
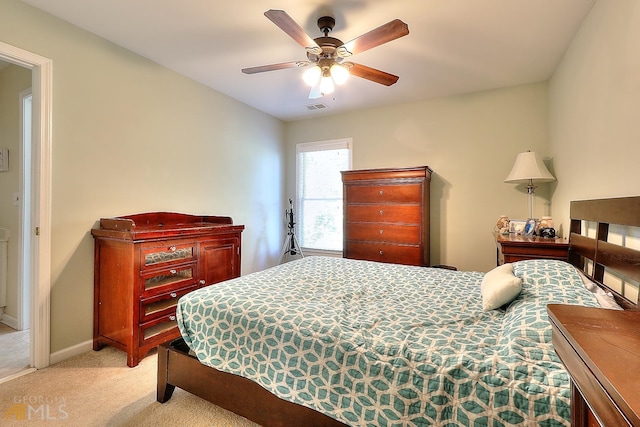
157, 341, 176, 403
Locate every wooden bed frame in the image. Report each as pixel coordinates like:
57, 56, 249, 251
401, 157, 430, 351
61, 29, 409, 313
157, 196, 640, 427
568, 196, 640, 310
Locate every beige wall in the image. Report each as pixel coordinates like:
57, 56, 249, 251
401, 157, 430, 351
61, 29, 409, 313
0, 64, 31, 319
285, 82, 550, 272
549, 1, 640, 234
0, 0, 284, 353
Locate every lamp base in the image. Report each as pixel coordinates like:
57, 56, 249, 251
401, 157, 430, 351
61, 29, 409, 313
526, 180, 537, 219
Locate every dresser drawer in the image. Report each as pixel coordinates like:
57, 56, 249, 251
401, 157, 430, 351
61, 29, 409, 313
345, 223, 421, 244
139, 314, 180, 347
139, 285, 197, 323
140, 241, 196, 270
346, 183, 422, 204
344, 241, 424, 265
346, 204, 421, 224
140, 262, 198, 297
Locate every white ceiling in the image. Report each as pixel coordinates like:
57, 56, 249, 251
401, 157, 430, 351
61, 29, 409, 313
20, 0, 595, 122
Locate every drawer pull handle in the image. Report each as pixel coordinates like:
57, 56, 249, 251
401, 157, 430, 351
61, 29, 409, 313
169, 269, 177, 275
169, 246, 177, 252
379, 190, 384, 196
379, 250, 383, 256
170, 292, 177, 298
379, 210, 383, 215
199, 279, 206, 285
169, 315, 176, 321
379, 229, 383, 234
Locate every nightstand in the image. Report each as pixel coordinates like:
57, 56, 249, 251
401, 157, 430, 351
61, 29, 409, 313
547, 304, 640, 427
494, 233, 569, 265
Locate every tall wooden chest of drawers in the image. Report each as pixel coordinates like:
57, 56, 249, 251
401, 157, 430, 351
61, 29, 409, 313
342, 166, 432, 266
91, 212, 244, 367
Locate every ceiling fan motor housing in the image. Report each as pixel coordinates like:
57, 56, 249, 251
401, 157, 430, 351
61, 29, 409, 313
313, 16, 343, 61
317, 16, 336, 35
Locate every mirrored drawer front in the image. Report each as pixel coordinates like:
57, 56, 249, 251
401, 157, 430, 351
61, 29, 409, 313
346, 205, 421, 224
141, 263, 197, 297
139, 315, 179, 346
345, 223, 421, 244
140, 242, 196, 269
139, 285, 197, 323
344, 241, 423, 266
346, 183, 422, 204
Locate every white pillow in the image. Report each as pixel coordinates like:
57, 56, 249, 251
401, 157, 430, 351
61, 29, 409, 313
481, 263, 523, 311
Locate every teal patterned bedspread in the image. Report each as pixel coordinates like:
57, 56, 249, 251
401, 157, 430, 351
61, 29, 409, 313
177, 257, 600, 426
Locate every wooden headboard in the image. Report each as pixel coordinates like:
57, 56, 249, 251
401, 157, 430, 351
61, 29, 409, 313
569, 196, 640, 310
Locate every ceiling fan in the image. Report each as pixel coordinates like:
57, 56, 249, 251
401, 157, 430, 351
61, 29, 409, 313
241, 10, 409, 99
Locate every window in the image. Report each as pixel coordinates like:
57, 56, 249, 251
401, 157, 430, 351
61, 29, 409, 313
296, 139, 352, 251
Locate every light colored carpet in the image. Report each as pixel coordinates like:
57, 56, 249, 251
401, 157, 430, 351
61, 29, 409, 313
0, 346, 261, 426
0, 323, 30, 380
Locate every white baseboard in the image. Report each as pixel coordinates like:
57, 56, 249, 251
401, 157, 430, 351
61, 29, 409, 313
0, 367, 36, 385
0, 313, 18, 330
49, 339, 93, 365
0, 333, 93, 367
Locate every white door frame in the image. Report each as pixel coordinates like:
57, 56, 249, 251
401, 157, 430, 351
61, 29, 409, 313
0, 41, 52, 369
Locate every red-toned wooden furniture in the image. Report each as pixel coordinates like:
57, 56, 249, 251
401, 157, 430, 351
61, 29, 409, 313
495, 233, 569, 265
92, 212, 243, 367
548, 305, 640, 427
341, 166, 432, 266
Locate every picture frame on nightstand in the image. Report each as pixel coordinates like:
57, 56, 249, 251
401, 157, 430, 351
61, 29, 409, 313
509, 220, 526, 234
524, 218, 538, 236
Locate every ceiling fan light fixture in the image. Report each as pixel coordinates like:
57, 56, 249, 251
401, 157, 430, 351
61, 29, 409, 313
330, 63, 350, 85
302, 65, 322, 86
319, 75, 335, 95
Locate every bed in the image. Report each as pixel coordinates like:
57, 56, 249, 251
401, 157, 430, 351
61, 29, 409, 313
157, 196, 640, 427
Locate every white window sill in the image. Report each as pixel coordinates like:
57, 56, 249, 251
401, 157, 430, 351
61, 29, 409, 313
300, 248, 343, 258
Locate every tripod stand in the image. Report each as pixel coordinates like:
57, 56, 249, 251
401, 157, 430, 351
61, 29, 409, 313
278, 199, 304, 264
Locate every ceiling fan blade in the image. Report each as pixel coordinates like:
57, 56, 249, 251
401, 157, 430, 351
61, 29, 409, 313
242, 61, 305, 74
264, 9, 319, 49
338, 19, 409, 57
349, 63, 399, 86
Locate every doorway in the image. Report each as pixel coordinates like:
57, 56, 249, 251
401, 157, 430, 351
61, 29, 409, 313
0, 87, 34, 380
0, 41, 52, 376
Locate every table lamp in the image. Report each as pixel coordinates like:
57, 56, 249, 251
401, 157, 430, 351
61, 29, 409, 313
504, 151, 555, 219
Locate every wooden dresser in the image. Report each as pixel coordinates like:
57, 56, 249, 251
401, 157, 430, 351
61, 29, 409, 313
91, 212, 244, 367
494, 233, 569, 265
548, 304, 640, 427
342, 166, 431, 266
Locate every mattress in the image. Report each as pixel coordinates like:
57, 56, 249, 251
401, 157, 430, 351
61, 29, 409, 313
177, 256, 600, 426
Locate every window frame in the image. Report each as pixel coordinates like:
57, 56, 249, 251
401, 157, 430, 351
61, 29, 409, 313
295, 138, 353, 253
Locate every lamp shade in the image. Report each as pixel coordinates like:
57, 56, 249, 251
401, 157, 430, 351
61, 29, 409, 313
330, 63, 349, 85
504, 151, 555, 183
319, 75, 335, 95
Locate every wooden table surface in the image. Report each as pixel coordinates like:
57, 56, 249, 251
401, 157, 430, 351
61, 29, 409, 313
547, 304, 640, 426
